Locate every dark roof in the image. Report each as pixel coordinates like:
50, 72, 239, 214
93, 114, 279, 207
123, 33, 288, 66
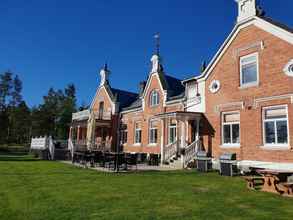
121, 98, 142, 111
258, 15, 293, 33
164, 74, 185, 101
110, 88, 138, 110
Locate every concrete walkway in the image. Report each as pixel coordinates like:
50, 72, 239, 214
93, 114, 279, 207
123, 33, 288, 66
60, 160, 183, 172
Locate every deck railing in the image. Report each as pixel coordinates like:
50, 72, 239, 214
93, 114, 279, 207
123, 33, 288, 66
72, 109, 112, 121
72, 109, 90, 121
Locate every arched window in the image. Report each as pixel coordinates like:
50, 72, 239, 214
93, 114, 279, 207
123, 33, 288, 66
150, 90, 159, 106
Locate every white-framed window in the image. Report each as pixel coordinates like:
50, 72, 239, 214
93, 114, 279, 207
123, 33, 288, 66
222, 112, 240, 146
169, 119, 177, 144
263, 105, 289, 146
134, 122, 142, 144
149, 120, 158, 144
150, 90, 159, 106
240, 53, 259, 87
120, 124, 127, 144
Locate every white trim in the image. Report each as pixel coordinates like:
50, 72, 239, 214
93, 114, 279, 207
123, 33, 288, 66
254, 93, 293, 107
185, 17, 293, 83
220, 144, 241, 149
90, 86, 115, 112
121, 108, 142, 115
221, 111, 241, 146
239, 52, 259, 88
262, 104, 290, 147
142, 73, 166, 100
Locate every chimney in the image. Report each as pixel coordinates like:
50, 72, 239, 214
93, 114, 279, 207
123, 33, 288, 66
235, 0, 257, 23
139, 81, 146, 96
99, 63, 110, 87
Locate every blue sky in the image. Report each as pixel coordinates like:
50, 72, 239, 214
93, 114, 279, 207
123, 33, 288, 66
0, 0, 292, 107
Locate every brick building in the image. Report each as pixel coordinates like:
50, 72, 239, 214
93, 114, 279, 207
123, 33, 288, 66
69, 0, 293, 169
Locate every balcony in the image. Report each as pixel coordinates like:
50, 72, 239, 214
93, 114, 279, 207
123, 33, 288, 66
72, 109, 112, 122
72, 109, 90, 121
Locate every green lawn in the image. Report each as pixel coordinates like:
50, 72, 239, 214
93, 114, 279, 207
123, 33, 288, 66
0, 156, 292, 220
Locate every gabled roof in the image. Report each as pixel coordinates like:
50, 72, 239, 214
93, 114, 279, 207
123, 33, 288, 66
258, 15, 293, 33
183, 15, 293, 84
121, 73, 185, 112
110, 88, 138, 109
164, 74, 185, 101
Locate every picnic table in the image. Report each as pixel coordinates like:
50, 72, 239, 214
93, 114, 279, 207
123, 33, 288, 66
256, 169, 293, 196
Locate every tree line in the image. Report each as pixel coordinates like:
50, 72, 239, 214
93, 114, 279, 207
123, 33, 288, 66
0, 71, 82, 145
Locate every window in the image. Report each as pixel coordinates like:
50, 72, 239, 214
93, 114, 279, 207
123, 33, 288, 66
149, 120, 158, 144
222, 112, 240, 145
150, 90, 159, 106
169, 119, 177, 144
240, 53, 258, 87
134, 122, 142, 144
263, 106, 289, 146
120, 124, 127, 144
98, 101, 104, 119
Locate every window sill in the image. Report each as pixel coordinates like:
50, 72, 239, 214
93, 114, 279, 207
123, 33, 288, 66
260, 145, 290, 151
133, 143, 141, 147
239, 82, 259, 90
148, 143, 157, 147
220, 144, 240, 149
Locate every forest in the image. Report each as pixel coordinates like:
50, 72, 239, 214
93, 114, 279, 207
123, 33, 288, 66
0, 71, 83, 145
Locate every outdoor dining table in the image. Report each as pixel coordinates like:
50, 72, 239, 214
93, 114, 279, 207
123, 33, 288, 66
256, 169, 293, 194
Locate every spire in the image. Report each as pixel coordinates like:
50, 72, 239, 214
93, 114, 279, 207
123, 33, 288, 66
154, 33, 160, 56
99, 63, 110, 87
150, 33, 163, 73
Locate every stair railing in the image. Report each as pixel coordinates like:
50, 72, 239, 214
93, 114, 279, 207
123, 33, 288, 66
163, 141, 178, 163
183, 139, 201, 167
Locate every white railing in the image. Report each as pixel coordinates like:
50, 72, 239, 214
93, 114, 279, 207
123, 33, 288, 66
30, 136, 55, 160
30, 137, 47, 150
68, 138, 74, 159
163, 141, 178, 162
183, 139, 201, 167
48, 136, 55, 160
72, 109, 90, 121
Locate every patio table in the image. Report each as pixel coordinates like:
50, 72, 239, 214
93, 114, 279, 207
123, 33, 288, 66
256, 169, 293, 194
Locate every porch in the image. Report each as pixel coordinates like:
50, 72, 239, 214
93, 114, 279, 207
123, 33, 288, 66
155, 111, 204, 168
69, 109, 114, 153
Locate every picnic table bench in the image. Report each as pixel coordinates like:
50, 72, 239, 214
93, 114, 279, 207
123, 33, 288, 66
243, 176, 264, 190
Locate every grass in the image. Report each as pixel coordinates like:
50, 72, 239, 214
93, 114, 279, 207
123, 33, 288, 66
0, 156, 293, 220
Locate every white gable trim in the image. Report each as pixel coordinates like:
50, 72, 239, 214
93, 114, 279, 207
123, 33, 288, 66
90, 86, 115, 113
193, 16, 293, 82
142, 72, 167, 109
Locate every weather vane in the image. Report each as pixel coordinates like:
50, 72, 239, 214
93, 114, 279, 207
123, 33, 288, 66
154, 33, 160, 55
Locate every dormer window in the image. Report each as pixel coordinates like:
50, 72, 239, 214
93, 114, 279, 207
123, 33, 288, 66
150, 90, 159, 106
240, 53, 259, 88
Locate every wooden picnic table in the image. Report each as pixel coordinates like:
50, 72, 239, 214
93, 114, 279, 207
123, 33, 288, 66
256, 169, 293, 194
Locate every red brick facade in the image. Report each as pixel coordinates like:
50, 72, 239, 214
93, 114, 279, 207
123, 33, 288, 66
202, 24, 293, 163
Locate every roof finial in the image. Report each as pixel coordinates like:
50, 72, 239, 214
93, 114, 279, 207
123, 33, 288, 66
104, 62, 108, 71
154, 32, 160, 56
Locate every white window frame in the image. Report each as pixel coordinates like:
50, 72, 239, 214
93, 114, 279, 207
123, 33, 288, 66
149, 120, 158, 145
168, 121, 177, 144
150, 90, 159, 107
221, 111, 240, 148
120, 128, 127, 145
262, 105, 290, 149
240, 52, 259, 88
134, 122, 142, 145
